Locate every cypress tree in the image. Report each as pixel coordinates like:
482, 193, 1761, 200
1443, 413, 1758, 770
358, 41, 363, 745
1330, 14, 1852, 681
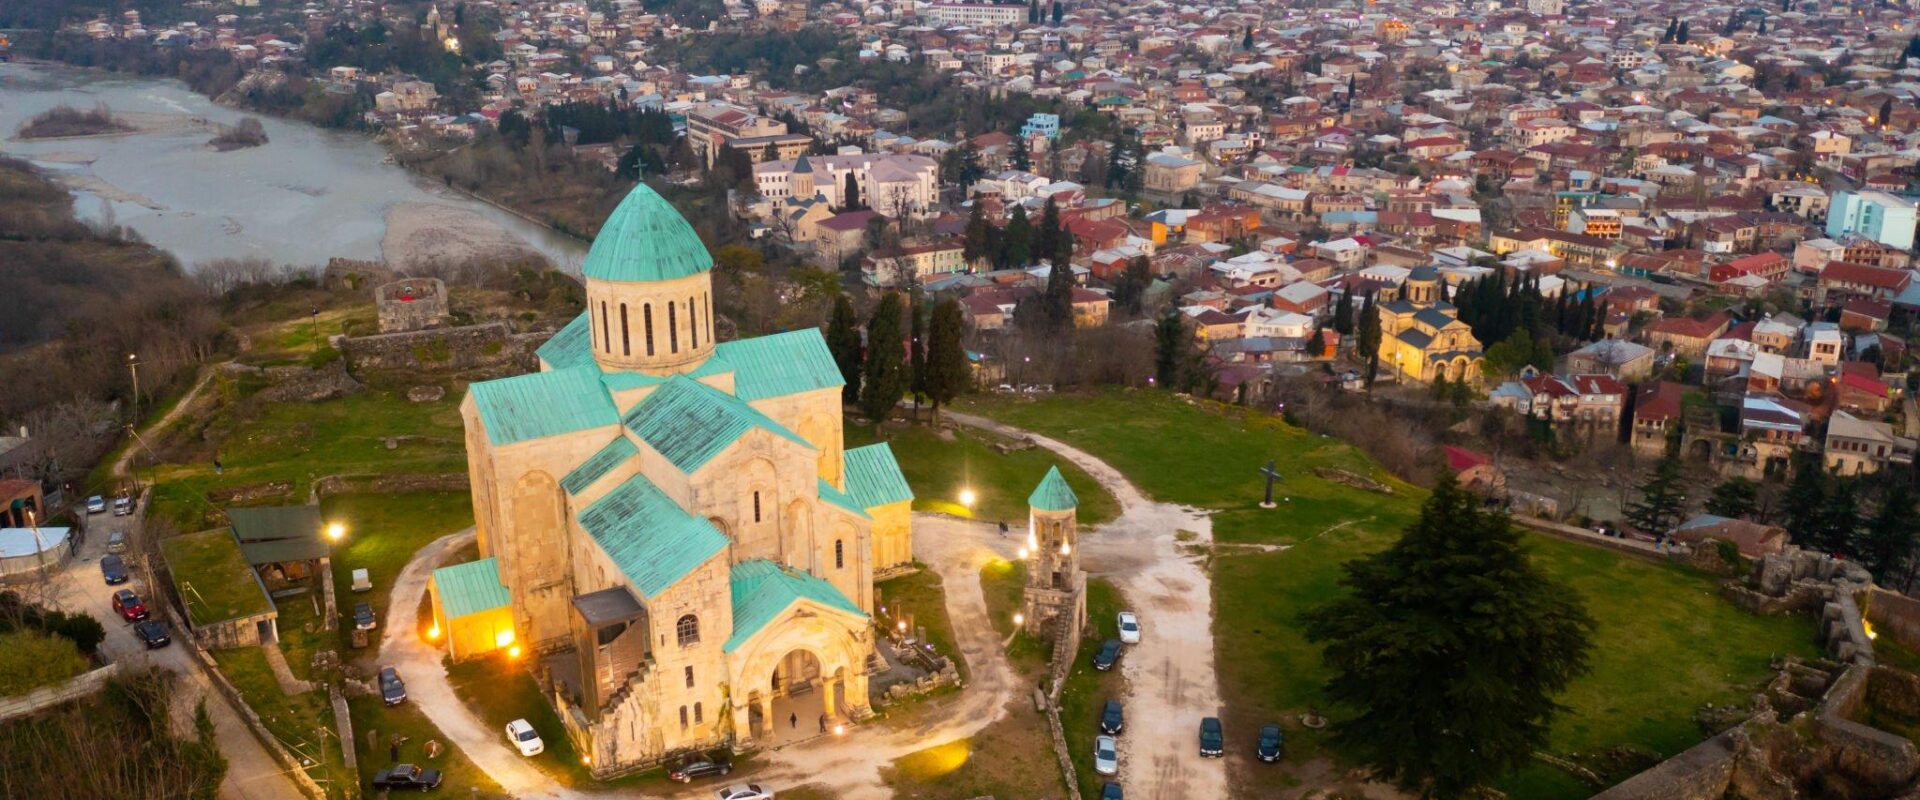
1357, 294, 1382, 388
1036, 198, 1062, 265
1044, 258, 1074, 331
1781, 454, 1827, 546
859, 293, 908, 427
909, 291, 928, 420
963, 202, 990, 265
1004, 205, 1033, 267
842, 172, 862, 210
1153, 310, 1185, 389
1706, 477, 1759, 520
1332, 288, 1355, 334
827, 294, 864, 405
1861, 481, 1919, 585
924, 298, 970, 422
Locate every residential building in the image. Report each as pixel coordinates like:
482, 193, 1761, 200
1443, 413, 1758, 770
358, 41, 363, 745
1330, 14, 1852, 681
1826, 191, 1918, 250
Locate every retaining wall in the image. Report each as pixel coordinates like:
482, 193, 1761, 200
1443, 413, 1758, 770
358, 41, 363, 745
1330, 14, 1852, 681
337, 322, 543, 374
0, 662, 121, 722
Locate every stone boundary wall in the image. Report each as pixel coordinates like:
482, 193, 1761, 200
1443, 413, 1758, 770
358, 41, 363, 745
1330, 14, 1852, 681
337, 321, 546, 374
188, 642, 330, 800
1815, 663, 1920, 791
1042, 701, 1085, 800
330, 686, 358, 784
0, 662, 122, 722
310, 472, 470, 500
1513, 516, 1671, 562
1588, 730, 1738, 800
1868, 587, 1920, 654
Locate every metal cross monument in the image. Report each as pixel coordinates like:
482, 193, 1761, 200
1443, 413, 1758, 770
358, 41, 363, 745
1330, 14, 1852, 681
1258, 460, 1284, 509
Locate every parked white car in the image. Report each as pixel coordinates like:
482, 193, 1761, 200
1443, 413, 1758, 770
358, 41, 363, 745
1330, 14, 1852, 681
1117, 611, 1141, 644
505, 719, 544, 757
1094, 735, 1119, 775
716, 785, 774, 800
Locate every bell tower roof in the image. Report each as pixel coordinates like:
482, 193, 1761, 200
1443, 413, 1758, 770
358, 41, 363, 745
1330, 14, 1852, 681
582, 183, 713, 284
1028, 465, 1079, 512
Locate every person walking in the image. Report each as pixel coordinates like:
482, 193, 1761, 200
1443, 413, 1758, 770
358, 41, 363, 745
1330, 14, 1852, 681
789, 712, 798, 729
818, 713, 828, 733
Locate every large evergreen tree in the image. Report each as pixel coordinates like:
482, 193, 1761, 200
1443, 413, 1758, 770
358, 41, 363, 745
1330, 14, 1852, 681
1356, 293, 1382, 388
826, 294, 863, 405
1044, 258, 1074, 331
908, 291, 927, 420
1004, 205, 1033, 267
841, 172, 862, 211
1304, 478, 1595, 799
924, 298, 970, 421
1114, 255, 1152, 316
1781, 454, 1827, 546
1705, 477, 1760, 520
1861, 480, 1919, 586
1036, 198, 1062, 266
1153, 310, 1185, 389
1625, 452, 1688, 535
858, 293, 907, 427
963, 201, 991, 266
1813, 478, 1862, 558
1332, 289, 1355, 334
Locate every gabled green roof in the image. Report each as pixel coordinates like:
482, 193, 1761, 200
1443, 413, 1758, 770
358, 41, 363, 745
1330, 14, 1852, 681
712, 329, 845, 401
1028, 465, 1079, 512
226, 506, 321, 543
622, 375, 813, 474
817, 478, 872, 519
582, 184, 714, 284
432, 557, 511, 619
469, 366, 620, 446
536, 312, 594, 370
578, 473, 728, 599
844, 443, 914, 509
725, 559, 865, 652
561, 435, 637, 495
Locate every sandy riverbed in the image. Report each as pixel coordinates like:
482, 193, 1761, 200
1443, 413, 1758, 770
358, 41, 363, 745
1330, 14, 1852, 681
382, 201, 541, 271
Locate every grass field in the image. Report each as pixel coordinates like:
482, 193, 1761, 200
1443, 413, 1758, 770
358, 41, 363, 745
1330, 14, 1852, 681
320, 491, 474, 665
876, 568, 970, 681
980, 558, 1051, 672
963, 389, 1820, 797
210, 647, 352, 796
348, 692, 500, 795
160, 528, 273, 626
846, 422, 1118, 527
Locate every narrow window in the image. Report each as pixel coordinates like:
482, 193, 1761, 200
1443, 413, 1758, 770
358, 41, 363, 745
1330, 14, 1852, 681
835, 539, 844, 569
694, 702, 703, 723
753, 491, 762, 522
600, 301, 611, 353
669, 302, 679, 352
685, 665, 695, 688
644, 303, 655, 355
679, 706, 689, 728
689, 296, 698, 349
620, 303, 630, 356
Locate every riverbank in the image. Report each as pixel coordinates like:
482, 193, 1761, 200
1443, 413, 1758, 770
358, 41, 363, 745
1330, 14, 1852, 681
382, 201, 543, 270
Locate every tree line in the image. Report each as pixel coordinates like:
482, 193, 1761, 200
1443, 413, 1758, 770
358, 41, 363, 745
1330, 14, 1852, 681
826, 291, 972, 425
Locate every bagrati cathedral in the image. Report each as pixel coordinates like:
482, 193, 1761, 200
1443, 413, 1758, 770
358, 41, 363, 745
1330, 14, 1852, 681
1374, 266, 1485, 385
458, 184, 914, 776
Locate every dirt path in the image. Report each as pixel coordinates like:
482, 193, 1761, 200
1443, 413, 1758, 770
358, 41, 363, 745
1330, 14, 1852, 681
946, 411, 1228, 800
112, 362, 221, 480
378, 529, 589, 800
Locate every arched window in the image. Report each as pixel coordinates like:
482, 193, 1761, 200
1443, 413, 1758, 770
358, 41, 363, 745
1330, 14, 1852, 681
619, 303, 630, 356
668, 302, 679, 353
676, 614, 700, 647
753, 491, 762, 523
689, 296, 698, 349
834, 539, 844, 569
599, 301, 611, 353
693, 702, 703, 723
643, 303, 655, 355
684, 665, 695, 687
679, 706, 689, 728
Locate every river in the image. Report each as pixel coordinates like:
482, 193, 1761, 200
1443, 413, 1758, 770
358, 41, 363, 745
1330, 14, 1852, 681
0, 60, 588, 273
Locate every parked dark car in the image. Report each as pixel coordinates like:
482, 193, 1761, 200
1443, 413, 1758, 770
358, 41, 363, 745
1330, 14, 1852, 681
134, 620, 171, 649
1092, 639, 1122, 671
379, 666, 407, 706
669, 758, 733, 783
354, 602, 377, 631
100, 554, 130, 585
1100, 699, 1124, 735
1198, 717, 1224, 757
1257, 723, 1284, 762
371, 764, 442, 791
1100, 782, 1123, 800
112, 589, 149, 622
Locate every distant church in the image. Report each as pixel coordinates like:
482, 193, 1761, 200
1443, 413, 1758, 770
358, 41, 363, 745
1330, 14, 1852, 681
454, 185, 913, 776
1375, 266, 1484, 384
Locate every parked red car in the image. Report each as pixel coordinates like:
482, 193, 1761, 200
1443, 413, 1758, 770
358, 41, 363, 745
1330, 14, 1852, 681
112, 589, 148, 622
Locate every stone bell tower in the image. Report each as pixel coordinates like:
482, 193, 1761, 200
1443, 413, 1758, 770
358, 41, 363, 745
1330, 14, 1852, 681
1022, 466, 1086, 639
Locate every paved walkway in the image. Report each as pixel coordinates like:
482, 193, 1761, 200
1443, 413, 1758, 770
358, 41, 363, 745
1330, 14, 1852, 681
947, 411, 1228, 800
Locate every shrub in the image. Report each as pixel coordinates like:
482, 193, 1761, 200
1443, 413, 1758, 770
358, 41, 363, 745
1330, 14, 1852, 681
0, 630, 89, 695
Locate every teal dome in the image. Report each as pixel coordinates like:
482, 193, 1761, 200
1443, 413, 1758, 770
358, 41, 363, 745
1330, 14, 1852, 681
582, 184, 713, 283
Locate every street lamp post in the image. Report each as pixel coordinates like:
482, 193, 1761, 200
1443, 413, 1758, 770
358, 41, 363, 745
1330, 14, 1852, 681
126, 353, 141, 425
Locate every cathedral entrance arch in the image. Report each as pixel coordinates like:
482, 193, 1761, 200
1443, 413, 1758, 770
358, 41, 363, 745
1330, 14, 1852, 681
754, 648, 845, 745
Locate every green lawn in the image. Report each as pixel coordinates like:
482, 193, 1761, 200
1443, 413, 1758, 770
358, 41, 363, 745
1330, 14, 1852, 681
964, 389, 1821, 797
319, 491, 474, 664
980, 558, 1051, 672
348, 693, 499, 795
876, 567, 969, 681
845, 422, 1118, 526
445, 655, 592, 785
160, 528, 273, 626
1057, 578, 1126, 800
210, 647, 351, 796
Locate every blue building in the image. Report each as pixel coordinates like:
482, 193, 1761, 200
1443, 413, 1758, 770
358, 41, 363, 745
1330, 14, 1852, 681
1020, 112, 1061, 141
1826, 191, 1918, 251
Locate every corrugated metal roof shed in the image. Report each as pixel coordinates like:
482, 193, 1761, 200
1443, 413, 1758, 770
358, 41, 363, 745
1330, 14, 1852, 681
432, 557, 512, 618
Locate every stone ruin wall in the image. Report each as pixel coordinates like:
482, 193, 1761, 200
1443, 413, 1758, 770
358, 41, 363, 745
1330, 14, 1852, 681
336, 321, 548, 376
